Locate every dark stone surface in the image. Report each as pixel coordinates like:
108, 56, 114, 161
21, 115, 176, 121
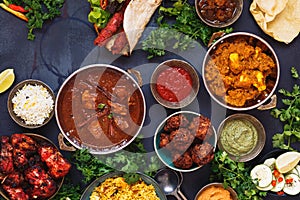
0, 0, 299, 199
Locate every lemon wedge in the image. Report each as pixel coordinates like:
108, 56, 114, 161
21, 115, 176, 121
0, 68, 15, 93
275, 151, 300, 174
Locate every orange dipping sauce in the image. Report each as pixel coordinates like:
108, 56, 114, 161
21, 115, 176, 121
156, 66, 193, 102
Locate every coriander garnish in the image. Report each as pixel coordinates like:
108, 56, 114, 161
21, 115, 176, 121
271, 66, 300, 150
97, 103, 106, 109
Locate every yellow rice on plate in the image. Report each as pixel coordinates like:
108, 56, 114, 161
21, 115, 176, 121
90, 176, 160, 200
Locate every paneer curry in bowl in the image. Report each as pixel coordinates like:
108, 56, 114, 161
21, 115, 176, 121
55, 64, 145, 154
202, 32, 279, 111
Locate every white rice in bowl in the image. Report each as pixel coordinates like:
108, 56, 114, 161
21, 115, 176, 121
12, 84, 54, 125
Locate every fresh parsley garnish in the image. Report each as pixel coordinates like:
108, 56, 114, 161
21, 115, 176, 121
210, 151, 267, 200
291, 66, 299, 79
97, 103, 106, 109
271, 67, 300, 150
142, 0, 232, 59
52, 178, 81, 200
71, 137, 162, 183
8, 0, 65, 40
123, 173, 140, 185
108, 113, 113, 119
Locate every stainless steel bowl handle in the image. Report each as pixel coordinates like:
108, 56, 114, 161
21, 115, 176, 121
127, 69, 143, 87
207, 31, 226, 47
58, 133, 76, 151
257, 94, 277, 110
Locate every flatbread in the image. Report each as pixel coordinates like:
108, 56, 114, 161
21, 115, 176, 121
123, 0, 162, 53
255, 0, 288, 22
250, 0, 300, 44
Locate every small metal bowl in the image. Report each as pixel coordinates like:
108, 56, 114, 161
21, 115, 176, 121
154, 111, 217, 172
217, 113, 266, 162
7, 79, 55, 129
195, 0, 243, 28
194, 182, 238, 200
150, 59, 200, 109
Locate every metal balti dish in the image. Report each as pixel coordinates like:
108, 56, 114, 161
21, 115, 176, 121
0, 133, 64, 200
202, 32, 280, 111
55, 64, 146, 154
80, 171, 167, 200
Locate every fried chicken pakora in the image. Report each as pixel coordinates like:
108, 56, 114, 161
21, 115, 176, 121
158, 113, 215, 170
169, 128, 194, 152
163, 114, 189, 132
188, 116, 212, 141
173, 151, 193, 169
191, 142, 214, 165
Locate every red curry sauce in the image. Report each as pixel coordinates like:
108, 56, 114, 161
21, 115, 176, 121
156, 66, 193, 102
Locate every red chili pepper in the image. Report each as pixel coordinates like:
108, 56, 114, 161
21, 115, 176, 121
271, 180, 276, 187
286, 178, 293, 184
8, 4, 28, 13
278, 177, 284, 182
273, 170, 280, 178
0, 3, 28, 22
100, 0, 108, 10
277, 191, 284, 196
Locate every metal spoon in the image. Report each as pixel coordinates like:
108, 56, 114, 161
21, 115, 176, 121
154, 168, 187, 200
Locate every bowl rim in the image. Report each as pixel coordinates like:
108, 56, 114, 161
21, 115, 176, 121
194, 182, 238, 200
217, 113, 266, 162
153, 110, 217, 172
195, 0, 243, 28
202, 31, 280, 111
80, 171, 167, 200
55, 63, 146, 155
150, 59, 200, 109
7, 79, 55, 129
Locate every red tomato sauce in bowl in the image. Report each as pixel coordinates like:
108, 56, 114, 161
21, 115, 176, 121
156, 66, 193, 102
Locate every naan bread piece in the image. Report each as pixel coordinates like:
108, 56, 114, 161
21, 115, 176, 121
250, 0, 300, 44
255, 0, 288, 22
123, 0, 162, 54
267, 0, 300, 43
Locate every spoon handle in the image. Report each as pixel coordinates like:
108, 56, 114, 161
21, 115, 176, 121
177, 190, 188, 200
172, 192, 182, 200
